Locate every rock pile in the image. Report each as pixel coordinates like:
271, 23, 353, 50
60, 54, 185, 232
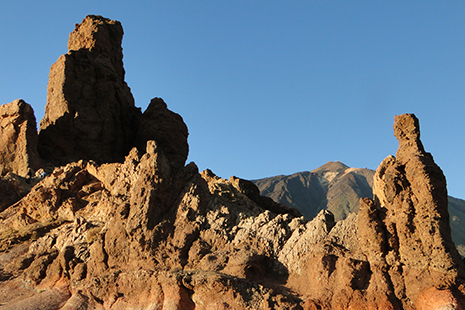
0, 15, 463, 309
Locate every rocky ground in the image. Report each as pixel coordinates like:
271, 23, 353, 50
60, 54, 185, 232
0, 15, 464, 309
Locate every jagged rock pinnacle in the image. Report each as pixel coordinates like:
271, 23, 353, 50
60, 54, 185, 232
38, 15, 140, 165
0, 99, 41, 177
360, 113, 465, 309
394, 113, 426, 159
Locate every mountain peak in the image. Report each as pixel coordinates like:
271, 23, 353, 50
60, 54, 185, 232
311, 160, 349, 174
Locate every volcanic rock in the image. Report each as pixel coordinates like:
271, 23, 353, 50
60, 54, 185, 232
0, 99, 41, 177
0, 142, 304, 309
359, 113, 465, 309
135, 98, 189, 172
38, 15, 141, 165
0, 99, 43, 210
0, 173, 32, 212
254, 161, 465, 258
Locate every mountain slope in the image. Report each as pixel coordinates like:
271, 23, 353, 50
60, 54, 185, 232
449, 196, 465, 256
254, 161, 374, 221
254, 161, 465, 256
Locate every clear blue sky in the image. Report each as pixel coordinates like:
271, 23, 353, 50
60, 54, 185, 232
1, 2, 465, 199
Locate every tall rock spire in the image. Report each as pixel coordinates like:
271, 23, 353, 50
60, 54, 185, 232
38, 15, 141, 165
359, 113, 465, 309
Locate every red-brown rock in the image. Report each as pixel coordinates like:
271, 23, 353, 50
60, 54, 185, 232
359, 113, 465, 309
38, 15, 141, 166
2, 15, 465, 310
135, 98, 189, 171
0, 99, 41, 177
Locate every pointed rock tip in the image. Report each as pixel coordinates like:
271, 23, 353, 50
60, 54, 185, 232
311, 161, 349, 173
147, 97, 168, 110
393, 113, 426, 158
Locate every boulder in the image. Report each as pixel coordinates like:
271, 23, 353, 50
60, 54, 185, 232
38, 15, 141, 165
0, 99, 41, 177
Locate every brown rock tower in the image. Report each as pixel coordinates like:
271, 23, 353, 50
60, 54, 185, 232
358, 113, 465, 309
38, 15, 141, 165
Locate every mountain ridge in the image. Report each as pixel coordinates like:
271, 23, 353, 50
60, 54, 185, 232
254, 160, 374, 221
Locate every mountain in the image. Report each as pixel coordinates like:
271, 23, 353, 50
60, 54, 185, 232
0, 15, 464, 309
255, 163, 465, 257
254, 161, 374, 221
449, 196, 465, 256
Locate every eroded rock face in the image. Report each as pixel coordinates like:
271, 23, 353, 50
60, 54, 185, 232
38, 15, 141, 165
359, 113, 465, 309
0, 99, 43, 210
4, 112, 463, 309
0, 174, 32, 212
0, 99, 41, 177
0, 142, 305, 309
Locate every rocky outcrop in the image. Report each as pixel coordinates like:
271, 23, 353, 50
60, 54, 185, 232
358, 113, 465, 309
0, 142, 304, 309
0, 99, 43, 210
0, 99, 41, 177
135, 98, 189, 172
38, 15, 141, 165
2, 112, 463, 309
0, 174, 32, 212
255, 160, 465, 259
36, 16, 189, 171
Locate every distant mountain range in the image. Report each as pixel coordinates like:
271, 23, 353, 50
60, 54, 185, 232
253, 161, 465, 256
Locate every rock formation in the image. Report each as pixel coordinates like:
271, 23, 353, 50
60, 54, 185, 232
0, 99, 43, 210
358, 113, 465, 309
254, 161, 465, 258
0, 15, 464, 309
0, 99, 41, 177
0, 143, 305, 309
36, 15, 189, 170
38, 15, 141, 165
135, 98, 189, 171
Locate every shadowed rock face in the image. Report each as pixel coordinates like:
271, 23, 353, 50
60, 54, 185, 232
36, 15, 189, 171
135, 98, 189, 172
38, 15, 141, 165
